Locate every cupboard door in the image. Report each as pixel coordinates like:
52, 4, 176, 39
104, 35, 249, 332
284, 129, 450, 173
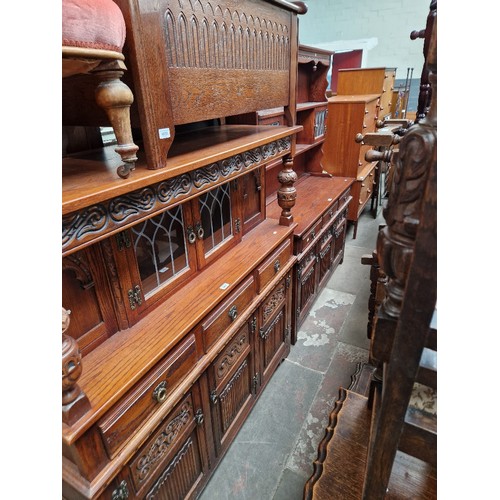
332, 207, 348, 269
208, 322, 255, 456
240, 168, 265, 233
192, 180, 242, 268
295, 248, 318, 327
112, 203, 198, 323
317, 230, 334, 289
62, 245, 119, 356
257, 276, 291, 388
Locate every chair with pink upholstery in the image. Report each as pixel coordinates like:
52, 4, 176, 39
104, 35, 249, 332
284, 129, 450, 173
62, 0, 138, 178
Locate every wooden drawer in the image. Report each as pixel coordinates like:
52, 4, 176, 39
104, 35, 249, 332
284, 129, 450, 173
321, 200, 339, 229
356, 170, 375, 215
97, 334, 197, 458
338, 187, 352, 212
298, 218, 322, 254
255, 239, 291, 293
363, 99, 379, 132
128, 392, 197, 496
257, 111, 286, 126
201, 276, 255, 352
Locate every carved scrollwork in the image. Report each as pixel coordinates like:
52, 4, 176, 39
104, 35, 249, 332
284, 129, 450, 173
134, 401, 192, 483
263, 283, 286, 322
62, 205, 107, 248
63, 138, 291, 255
157, 174, 192, 202
109, 188, 156, 222
216, 332, 248, 379
62, 251, 94, 289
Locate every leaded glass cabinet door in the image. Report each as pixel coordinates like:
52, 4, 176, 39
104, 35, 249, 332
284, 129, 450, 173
191, 180, 242, 268
113, 203, 197, 323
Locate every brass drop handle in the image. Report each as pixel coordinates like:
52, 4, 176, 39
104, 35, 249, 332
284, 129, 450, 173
228, 305, 238, 321
153, 381, 168, 404
274, 260, 280, 273
187, 226, 196, 244
195, 222, 204, 240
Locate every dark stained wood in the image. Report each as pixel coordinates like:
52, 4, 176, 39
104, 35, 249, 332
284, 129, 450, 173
304, 13, 437, 500
303, 389, 437, 500
362, 18, 437, 498
411, 0, 437, 122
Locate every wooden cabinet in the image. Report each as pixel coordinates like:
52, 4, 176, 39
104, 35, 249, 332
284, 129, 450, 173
61, 1, 307, 498
336, 67, 397, 121
321, 94, 380, 239
267, 176, 353, 343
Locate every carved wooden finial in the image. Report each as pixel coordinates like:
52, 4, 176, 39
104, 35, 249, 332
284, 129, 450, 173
62, 307, 90, 425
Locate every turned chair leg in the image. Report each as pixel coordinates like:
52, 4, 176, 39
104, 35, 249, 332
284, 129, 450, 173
93, 60, 139, 178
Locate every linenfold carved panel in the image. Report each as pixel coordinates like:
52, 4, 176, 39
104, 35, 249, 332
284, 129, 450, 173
165, 0, 290, 71
161, 0, 294, 123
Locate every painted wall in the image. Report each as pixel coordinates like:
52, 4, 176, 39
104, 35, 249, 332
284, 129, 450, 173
297, 0, 431, 84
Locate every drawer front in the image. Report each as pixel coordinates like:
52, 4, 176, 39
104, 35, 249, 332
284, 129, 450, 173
258, 114, 285, 126
338, 187, 352, 211
321, 200, 339, 229
363, 99, 379, 132
256, 239, 291, 293
356, 171, 375, 216
98, 334, 197, 458
201, 276, 255, 352
298, 218, 322, 253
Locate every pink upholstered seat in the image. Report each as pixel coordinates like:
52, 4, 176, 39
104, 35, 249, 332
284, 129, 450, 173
62, 0, 139, 178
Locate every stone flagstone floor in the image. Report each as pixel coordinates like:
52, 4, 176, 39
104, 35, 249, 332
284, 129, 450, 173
199, 205, 385, 500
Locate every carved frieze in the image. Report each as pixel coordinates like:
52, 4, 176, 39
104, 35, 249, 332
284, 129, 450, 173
62, 137, 291, 255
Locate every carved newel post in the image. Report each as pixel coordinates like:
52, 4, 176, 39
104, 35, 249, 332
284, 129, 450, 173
62, 307, 90, 425
277, 155, 297, 226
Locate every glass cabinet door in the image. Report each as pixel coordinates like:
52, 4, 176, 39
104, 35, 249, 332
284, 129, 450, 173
193, 180, 242, 267
113, 203, 198, 323
131, 204, 191, 297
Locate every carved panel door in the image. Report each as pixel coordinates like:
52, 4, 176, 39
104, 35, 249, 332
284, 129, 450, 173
62, 244, 120, 356
207, 321, 256, 456
256, 274, 291, 390
295, 247, 318, 331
